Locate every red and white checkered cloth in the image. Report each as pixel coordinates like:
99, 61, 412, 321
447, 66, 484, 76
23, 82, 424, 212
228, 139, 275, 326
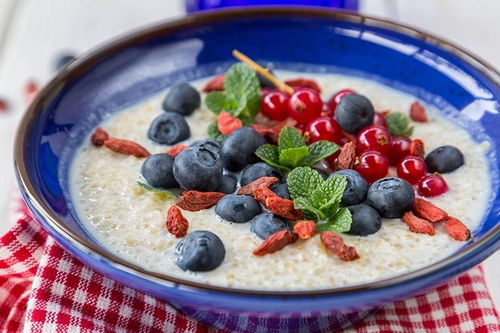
1, 204, 499, 333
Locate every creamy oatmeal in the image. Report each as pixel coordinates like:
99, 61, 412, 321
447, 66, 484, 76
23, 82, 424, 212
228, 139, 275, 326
69, 71, 491, 290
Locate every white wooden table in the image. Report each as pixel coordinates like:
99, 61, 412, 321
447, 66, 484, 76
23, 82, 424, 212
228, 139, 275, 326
0, 0, 497, 310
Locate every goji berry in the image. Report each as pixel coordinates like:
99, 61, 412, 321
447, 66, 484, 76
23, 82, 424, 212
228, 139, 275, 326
409, 101, 428, 122
177, 190, 225, 211
410, 139, 425, 158
238, 176, 279, 195
252, 186, 279, 204
412, 198, 447, 223
253, 230, 298, 256
265, 196, 303, 220
402, 212, 436, 236
218, 111, 243, 135
166, 205, 188, 238
250, 124, 284, 144
444, 216, 471, 241
91, 127, 109, 146
320, 231, 359, 261
103, 138, 150, 158
284, 78, 322, 93
335, 141, 356, 170
293, 220, 316, 240
166, 144, 188, 157
202, 74, 225, 93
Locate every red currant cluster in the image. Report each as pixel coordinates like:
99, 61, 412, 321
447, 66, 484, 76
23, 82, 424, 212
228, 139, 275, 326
260, 85, 448, 198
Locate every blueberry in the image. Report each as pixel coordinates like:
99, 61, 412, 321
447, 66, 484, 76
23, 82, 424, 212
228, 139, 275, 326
175, 230, 225, 272
250, 213, 290, 239
148, 113, 190, 145
54, 53, 76, 70
190, 139, 220, 155
346, 204, 382, 236
216, 174, 237, 194
425, 145, 464, 173
271, 182, 291, 199
215, 194, 261, 223
220, 127, 266, 171
366, 177, 415, 218
257, 64, 276, 88
173, 147, 222, 191
334, 94, 375, 134
240, 162, 283, 185
330, 169, 368, 206
162, 82, 200, 116
141, 154, 178, 189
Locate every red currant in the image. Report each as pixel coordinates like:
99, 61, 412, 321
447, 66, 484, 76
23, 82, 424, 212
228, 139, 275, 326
328, 88, 356, 115
356, 125, 392, 155
354, 150, 389, 184
287, 88, 323, 125
261, 89, 289, 121
305, 116, 343, 144
387, 136, 411, 165
373, 112, 388, 128
417, 174, 448, 197
397, 156, 428, 184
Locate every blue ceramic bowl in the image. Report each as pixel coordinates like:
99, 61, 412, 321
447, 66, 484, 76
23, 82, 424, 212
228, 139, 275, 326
14, 7, 500, 332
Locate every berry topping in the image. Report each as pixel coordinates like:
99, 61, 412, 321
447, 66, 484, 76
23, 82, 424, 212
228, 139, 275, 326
287, 88, 323, 125
176, 191, 225, 211
409, 139, 425, 158
190, 139, 220, 156
215, 194, 261, 223
220, 127, 266, 171
173, 147, 222, 191
166, 205, 189, 238
148, 113, 190, 145
366, 177, 415, 218
202, 74, 225, 93
250, 213, 290, 240
330, 169, 368, 206
402, 212, 436, 236
425, 145, 464, 173
162, 82, 200, 116
412, 198, 448, 223
270, 182, 291, 199
409, 101, 428, 122
354, 150, 389, 184
417, 174, 448, 197
141, 154, 178, 189
253, 230, 298, 256
261, 89, 289, 121
346, 204, 382, 236
373, 112, 388, 128
241, 162, 283, 186
293, 220, 317, 239
216, 174, 237, 194
387, 136, 411, 165
328, 88, 356, 115
444, 216, 471, 241
175, 230, 225, 271
396, 156, 428, 185
334, 93, 375, 135
166, 144, 188, 157
284, 78, 322, 93
305, 116, 343, 144
217, 111, 243, 135
356, 125, 392, 155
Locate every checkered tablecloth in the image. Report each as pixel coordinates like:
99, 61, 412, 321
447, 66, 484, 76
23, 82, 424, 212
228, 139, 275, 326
1, 203, 499, 333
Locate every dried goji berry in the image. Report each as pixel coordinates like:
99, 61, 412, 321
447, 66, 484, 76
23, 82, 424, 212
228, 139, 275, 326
402, 212, 436, 236
250, 124, 284, 144
253, 230, 298, 256
176, 190, 225, 211
103, 138, 151, 158
320, 231, 359, 261
284, 78, 322, 93
409, 101, 428, 122
218, 111, 243, 135
265, 196, 304, 220
335, 141, 356, 170
412, 198, 448, 223
202, 74, 225, 93
444, 216, 471, 241
293, 220, 316, 240
410, 139, 425, 158
166, 205, 188, 238
166, 144, 188, 157
91, 127, 109, 146
252, 186, 279, 204
238, 176, 279, 195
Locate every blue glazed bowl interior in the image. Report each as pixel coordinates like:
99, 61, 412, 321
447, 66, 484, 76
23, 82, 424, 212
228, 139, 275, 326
17, 9, 499, 296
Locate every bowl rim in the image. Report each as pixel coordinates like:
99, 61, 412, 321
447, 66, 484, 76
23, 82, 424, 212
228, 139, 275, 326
14, 6, 500, 297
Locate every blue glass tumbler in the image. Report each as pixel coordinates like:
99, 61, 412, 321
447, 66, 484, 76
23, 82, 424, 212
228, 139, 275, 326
186, 0, 359, 13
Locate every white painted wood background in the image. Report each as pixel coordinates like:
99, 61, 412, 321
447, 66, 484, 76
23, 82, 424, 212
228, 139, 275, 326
0, 0, 497, 312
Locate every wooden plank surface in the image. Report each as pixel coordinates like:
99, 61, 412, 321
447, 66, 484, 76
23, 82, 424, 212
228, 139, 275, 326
0, 0, 497, 310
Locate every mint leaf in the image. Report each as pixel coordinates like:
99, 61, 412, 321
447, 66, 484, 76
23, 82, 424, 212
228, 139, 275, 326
278, 126, 305, 151
316, 175, 347, 217
136, 181, 177, 199
205, 91, 228, 114
279, 146, 309, 169
317, 208, 352, 233
287, 167, 324, 200
207, 122, 226, 142
224, 63, 261, 119
304, 140, 338, 165
386, 112, 414, 137
255, 144, 282, 169
293, 197, 325, 220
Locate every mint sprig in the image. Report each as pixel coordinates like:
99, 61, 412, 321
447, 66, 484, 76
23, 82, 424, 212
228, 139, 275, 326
205, 63, 261, 120
287, 167, 352, 233
386, 112, 414, 137
256, 126, 338, 172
